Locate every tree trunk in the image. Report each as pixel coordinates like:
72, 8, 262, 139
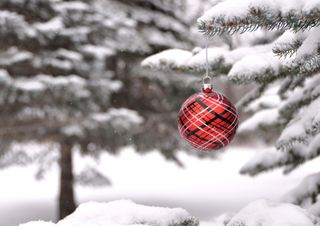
58, 142, 76, 219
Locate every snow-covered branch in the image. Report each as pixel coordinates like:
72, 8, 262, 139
283, 172, 320, 206
198, 0, 320, 36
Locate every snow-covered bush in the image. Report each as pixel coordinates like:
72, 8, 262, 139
20, 199, 320, 226
19, 200, 199, 226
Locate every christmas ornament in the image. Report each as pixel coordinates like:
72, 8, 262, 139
177, 44, 238, 151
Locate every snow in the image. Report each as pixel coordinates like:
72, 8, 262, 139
141, 28, 188, 50
309, 202, 320, 217
141, 49, 193, 69
283, 172, 320, 205
274, 30, 308, 48
240, 147, 287, 176
296, 27, 320, 58
303, 0, 320, 13
35, 17, 64, 33
54, 1, 90, 12
246, 85, 281, 112
55, 49, 83, 62
202, 213, 234, 226
0, 49, 33, 66
81, 45, 115, 60
20, 222, 55, 226
198, 0, 310, 23
3, 146, 320, 226
141, 44, 271, 74
198, 0, 251, 22
281, 75, 320, 112
45, 58, 73, 71
20, 200, 199, 226
128, 6, 187, 35
61, 125, 84, 137
305, 133, 320, 158
226, 199, 320, 226
228, 52, 282, 84
0, 10, 28, 38
277, 97, 320, 150
38, 75, 86, 87
0, 69, 12, 84
186, 46, 228, 70
15, 80, 46, 92
238, 108, 279, 133
91, 108, 144, 125
273, 30, 309, 58
0, 74, 94, 97
225, 44, 272, 65
9, 51, 33, 64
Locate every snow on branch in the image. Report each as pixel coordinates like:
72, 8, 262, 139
141, 49, 194, 71
236, 84, 267, 111
198, 0, 320, 36
279, 75, 320, 124
238, 108, 280, 133
241, 133, 320, 176
20, 200, 199, 226
273, 30, 309, 58
240, 147, 287, 176
227, 199, 319, 226
142, 44, 272, 77
241, 95, 320, 176
277, 96, 320, 152
228, 52, 284, 84
228, 27, 320, 83
0, 72, 122, 119
283, 172, 320, 206
309, 201, 320, 217
237, 84, 282, 134
293, 27, 320, 74
0, 10, 33, 39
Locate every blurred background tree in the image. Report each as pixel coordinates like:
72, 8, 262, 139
0, 0, 200, 219
0, 0, 259, 221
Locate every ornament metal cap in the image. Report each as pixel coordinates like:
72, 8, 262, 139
202, 75, 212, 93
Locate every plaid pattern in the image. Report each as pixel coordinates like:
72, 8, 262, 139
178, 91, 238, 151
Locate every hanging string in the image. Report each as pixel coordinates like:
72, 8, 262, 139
202, 39, 212, 92
205, 39, 209, 78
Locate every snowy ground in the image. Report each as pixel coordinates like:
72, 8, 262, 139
1, 145, 320, 226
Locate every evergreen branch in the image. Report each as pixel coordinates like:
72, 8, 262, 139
273, 40, 303, 58
283, 172, 320, 205
241, 142, 320, 176
279, 88, 320, 128
297, 55, 320, 74
236, 84, 267, 111
198, 9, 320, 37
278, 77, 294, 97
278, 75, 305, 98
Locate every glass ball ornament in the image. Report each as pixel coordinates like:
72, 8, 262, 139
177, 83, 238, 151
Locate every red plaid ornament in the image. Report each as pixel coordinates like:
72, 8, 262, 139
178, 87, 238, 151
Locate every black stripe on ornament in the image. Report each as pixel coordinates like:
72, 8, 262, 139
178, 117, 222, 147
195, 98, 233, 125
186, 98, 233, 139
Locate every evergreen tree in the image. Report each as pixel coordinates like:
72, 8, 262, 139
143, 0, 320, 215
0, 0, 193, 219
